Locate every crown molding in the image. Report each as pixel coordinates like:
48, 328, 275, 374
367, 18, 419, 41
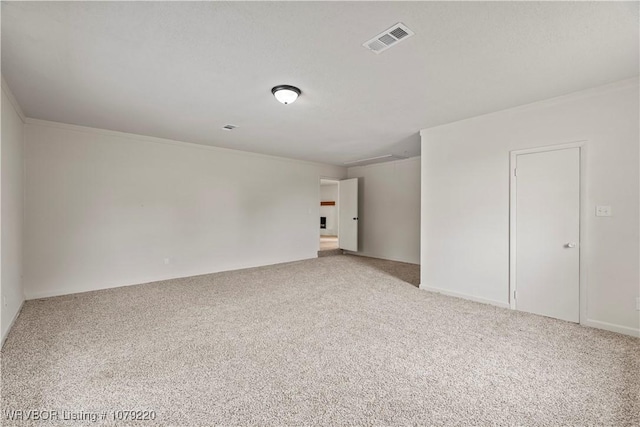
421, 75, 640, 136
24, 118, 347, 170
1, 76, 26, 123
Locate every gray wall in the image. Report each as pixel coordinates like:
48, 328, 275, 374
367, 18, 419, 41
24, 120, 346, 299
348, 157, 420, 264
420, 78, 639, 337
1, 80, 25, 343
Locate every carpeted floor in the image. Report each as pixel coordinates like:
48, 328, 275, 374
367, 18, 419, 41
317, 248, 342, 258
2, 255, 639, 426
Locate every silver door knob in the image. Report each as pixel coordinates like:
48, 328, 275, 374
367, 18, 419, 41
565, 243, 577, 248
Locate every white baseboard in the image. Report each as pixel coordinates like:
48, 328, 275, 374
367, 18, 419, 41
419, 285, 639, 338
26, 254, 319, 300
582, 319, 640, 338
1, 300, 25, 348
27, 281, 145, 300
418, 284, 510, 309
344, 251, 420, 265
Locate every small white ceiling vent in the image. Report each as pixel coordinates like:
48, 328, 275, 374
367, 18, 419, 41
363, 23, 414, 54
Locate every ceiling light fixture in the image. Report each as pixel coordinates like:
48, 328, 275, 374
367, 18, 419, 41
271, 85, 301, 105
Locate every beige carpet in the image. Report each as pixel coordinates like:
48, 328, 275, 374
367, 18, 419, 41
2, 255, 639, 426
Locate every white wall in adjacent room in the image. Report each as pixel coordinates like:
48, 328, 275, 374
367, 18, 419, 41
347, 157, 420, 264
420, 78, 639, 337
24, 120, 346, 299
320, 183, 339, 236
1, 80, 25, 343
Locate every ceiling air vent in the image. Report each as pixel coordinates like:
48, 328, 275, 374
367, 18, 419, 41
363, 23, 414, 54
222, 124, 237, 131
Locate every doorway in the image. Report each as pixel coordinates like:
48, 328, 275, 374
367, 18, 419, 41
510, 143, 583, 323
319, 177, 359, 255
320, 179, 340, 251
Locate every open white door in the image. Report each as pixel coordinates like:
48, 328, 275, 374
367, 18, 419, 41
339, 178, 358, 251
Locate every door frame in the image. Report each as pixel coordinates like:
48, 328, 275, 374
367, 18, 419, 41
337, 177, 359, 252
319, 176, 342, 251
509, 141, 587, 323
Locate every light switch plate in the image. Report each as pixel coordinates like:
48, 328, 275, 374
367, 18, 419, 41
595, 205, 612, 217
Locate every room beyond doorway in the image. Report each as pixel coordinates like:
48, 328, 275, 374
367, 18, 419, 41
320, 235, 338, 251
320, 179, 340, 252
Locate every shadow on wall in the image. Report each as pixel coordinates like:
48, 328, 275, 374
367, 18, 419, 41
347, 255, 420, 287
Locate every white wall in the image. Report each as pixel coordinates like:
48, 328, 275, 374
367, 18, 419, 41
320, 183, 339, 236
24, 120, 346, 299
1, 79, 26, 343
347, 157, 421, 264
420, 78, 639, 337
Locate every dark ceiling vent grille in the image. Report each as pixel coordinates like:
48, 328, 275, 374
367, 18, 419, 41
363, 23, 414, 54
378, 34, 397, 46
390, 27, 409, 40
222, 124, 237, 131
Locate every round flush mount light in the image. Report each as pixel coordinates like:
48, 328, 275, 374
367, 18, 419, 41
271, 85, 301, 105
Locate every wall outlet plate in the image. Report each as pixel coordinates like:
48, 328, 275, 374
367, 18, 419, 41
595, 205, 612, 217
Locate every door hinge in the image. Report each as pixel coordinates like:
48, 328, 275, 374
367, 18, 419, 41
513, 168, 518, 177
513, 290, 517, 300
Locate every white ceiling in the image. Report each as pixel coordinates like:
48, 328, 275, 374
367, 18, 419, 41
2, 2, 638, 165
